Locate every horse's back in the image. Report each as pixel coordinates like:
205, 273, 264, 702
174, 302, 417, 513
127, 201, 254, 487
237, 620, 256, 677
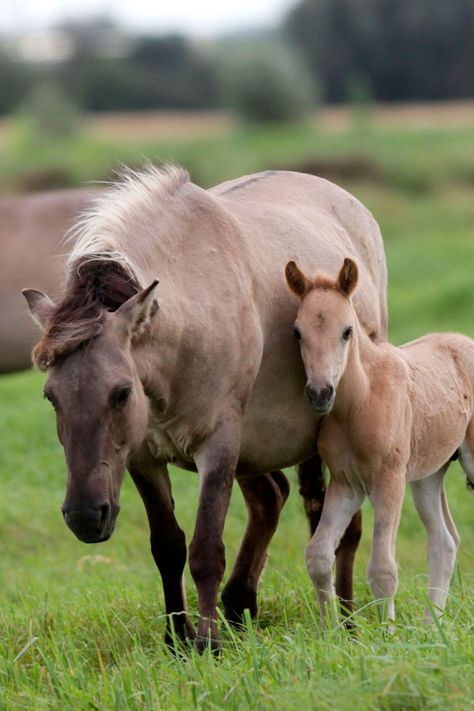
213, 170, 387, 341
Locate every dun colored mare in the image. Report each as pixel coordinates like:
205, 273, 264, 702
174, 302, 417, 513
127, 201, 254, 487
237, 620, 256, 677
23, 166, 387, 650
0, 188, 97, 372
286, 257, 474, 623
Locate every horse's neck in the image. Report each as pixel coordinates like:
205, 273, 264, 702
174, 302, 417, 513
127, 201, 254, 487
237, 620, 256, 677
333, 319, 378, 418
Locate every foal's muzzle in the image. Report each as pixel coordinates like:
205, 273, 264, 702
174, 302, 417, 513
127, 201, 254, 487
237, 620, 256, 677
305, 383, 335, 413
61, 501, 119, 543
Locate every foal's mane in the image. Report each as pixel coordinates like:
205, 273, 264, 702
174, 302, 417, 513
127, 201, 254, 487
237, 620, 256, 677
33, 164, 187, 370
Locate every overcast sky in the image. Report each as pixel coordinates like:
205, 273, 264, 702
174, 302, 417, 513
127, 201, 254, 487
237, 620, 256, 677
1, 0, 296, 36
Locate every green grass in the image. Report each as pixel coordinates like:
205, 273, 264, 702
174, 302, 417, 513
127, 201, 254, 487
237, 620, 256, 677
2, 119, 474, 195
1, 119, 474, 708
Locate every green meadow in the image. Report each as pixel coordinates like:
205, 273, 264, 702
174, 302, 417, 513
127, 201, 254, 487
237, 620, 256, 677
0, 114, 473, 709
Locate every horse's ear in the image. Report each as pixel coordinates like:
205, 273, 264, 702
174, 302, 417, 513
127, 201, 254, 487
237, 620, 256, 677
113, 279, 159, 338
285, 261, 310, 298
22, 289, 56, 330
338, 258, 358, 296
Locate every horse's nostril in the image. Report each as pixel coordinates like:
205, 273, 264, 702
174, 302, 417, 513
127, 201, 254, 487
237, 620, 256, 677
326, 385, 334, 399
98, 502, 111, 530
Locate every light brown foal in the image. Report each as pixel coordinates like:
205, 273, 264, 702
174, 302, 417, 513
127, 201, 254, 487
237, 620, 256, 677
286, 257, 474, 623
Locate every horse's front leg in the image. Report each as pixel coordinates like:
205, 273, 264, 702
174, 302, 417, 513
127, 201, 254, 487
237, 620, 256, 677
306, 478, 364, 626
128, 453, 195, 646
189, 423, 240, 652
222, 470, 290, 624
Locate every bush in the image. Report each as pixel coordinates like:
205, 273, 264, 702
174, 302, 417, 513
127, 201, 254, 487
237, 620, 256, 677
19, 82, 81, 139
224, 43, 316, 124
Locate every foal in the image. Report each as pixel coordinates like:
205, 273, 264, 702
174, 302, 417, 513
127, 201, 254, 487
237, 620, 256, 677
286, 257, 474, 622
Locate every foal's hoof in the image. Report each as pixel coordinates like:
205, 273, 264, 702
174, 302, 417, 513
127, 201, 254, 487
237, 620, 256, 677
194, 636, 221, 655
222, 583, 257, 626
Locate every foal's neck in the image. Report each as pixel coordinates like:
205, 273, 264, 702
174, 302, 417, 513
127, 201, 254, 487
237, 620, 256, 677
333, 316, 377, 418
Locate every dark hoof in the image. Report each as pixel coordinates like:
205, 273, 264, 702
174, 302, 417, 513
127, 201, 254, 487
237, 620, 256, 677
222, 583, 257, 625
194, 636, 221, 655
164, 615, 196, 650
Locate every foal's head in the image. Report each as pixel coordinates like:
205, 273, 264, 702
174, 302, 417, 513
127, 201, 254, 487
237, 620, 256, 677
23, 275, 158, 544
285, 258, 358, 413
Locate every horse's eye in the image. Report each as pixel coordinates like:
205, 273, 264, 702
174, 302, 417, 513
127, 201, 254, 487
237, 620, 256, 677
342, 326, 353, 341
44, 391, 57, 410
112, 386, 132, 410
294, 327, 301, 340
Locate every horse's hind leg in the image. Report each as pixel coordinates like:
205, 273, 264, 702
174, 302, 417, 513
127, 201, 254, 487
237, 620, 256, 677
222, 471, 290, 624
411, 466, 458, 619
298, 454, 326, 534
335, 509, 362, 622
298, 454, 362, 620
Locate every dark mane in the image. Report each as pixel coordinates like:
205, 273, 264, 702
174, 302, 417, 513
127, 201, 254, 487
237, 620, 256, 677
32, 258, 140, 370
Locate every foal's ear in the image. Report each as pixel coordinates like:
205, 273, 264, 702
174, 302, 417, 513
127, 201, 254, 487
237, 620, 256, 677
338, 258, 358, 297
22, 289, 56, 330
285, 261, 311, 298
114, 279, 159, 338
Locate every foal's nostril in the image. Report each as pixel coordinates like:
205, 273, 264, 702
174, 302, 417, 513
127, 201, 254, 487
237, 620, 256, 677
98, 502, 111, 530
324, 384, 334, 400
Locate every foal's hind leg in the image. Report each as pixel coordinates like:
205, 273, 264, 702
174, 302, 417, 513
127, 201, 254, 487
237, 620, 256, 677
222, 471, 290, 624
411, 466, 459, 619
298, 455, 362, 620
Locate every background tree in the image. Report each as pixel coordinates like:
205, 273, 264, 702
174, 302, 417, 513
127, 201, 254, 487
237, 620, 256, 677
285, 0, 474, 102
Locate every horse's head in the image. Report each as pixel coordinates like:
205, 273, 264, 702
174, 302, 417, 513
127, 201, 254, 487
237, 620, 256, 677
285, 258, 358, 413
23, 280, 158, 543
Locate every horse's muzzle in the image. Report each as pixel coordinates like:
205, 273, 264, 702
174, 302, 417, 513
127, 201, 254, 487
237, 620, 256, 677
61, 501, 118, 543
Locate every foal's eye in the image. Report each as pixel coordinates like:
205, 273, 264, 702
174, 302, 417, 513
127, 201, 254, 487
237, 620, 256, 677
342, 326, 353, 341
111, 386, 132, 410
294, 327, 301, 340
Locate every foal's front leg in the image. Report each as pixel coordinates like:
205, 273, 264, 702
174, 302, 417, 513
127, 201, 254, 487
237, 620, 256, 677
305, 478, 364, 625
368, 475, 405, 622
189, 423, 240, 652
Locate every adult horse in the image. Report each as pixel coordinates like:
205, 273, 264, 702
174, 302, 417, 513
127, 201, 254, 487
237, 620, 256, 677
0, 188, 96, 373
24, 166, 387, 650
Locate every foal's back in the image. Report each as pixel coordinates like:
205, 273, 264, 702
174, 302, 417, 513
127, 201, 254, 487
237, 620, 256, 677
399, 332, 474, 480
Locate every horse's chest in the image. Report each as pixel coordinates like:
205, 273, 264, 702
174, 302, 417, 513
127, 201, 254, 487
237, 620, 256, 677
144, 415, 196, 466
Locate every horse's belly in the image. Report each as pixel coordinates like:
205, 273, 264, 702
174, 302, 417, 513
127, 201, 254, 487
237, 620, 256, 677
238, 386, 320, 474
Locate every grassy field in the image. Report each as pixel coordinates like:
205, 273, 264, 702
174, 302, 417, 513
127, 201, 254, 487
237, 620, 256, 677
0, 108, 473, 709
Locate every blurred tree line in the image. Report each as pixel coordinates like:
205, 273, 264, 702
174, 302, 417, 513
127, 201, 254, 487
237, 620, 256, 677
0, 0, 473, 121
286, 0, 474, 102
